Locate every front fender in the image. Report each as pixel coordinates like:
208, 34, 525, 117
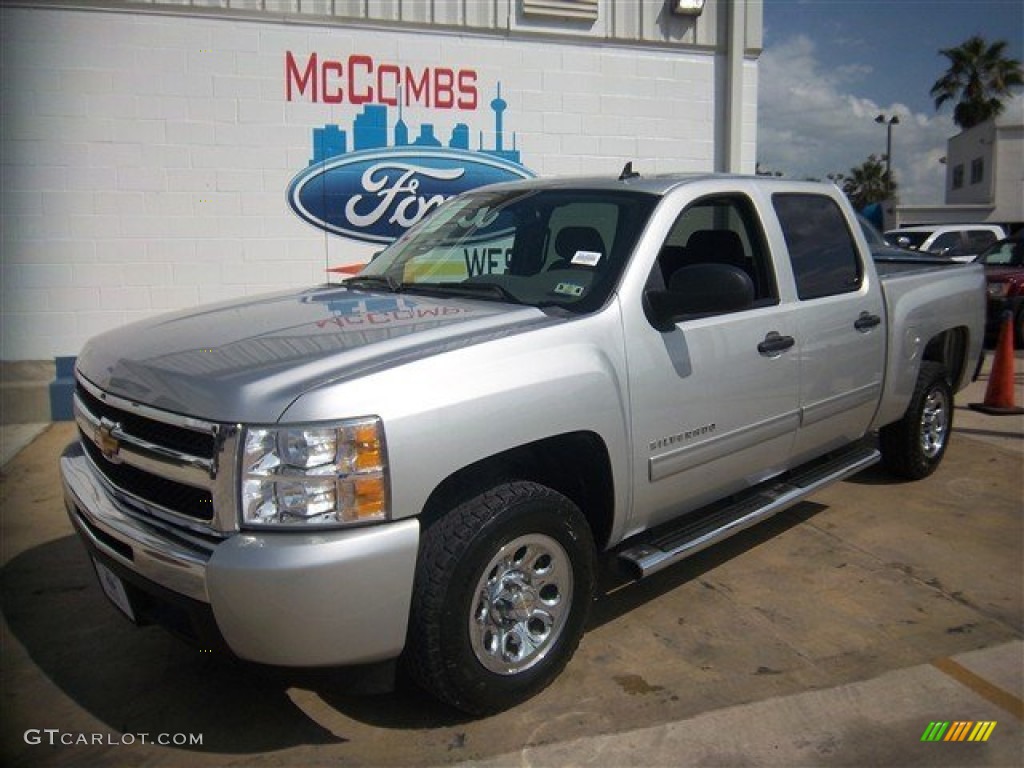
280, 306, 632, 542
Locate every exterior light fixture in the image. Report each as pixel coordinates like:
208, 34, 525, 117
670, 0, 706, 16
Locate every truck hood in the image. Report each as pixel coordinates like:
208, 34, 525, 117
76, 285, 554, 423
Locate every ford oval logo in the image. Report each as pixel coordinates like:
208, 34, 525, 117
287, 148, 534, 244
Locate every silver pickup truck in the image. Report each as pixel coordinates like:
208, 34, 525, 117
61, 173, 984, 714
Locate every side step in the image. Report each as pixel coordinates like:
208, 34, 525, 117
618, 441, 880, 579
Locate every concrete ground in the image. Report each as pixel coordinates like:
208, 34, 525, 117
1, 354, 1021, 767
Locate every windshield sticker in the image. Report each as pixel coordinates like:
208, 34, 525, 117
553, 282, 585, 297
571, 250, 602, 267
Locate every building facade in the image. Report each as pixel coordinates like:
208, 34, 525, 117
1, 0, 763, 361
894, 95, 1023, 233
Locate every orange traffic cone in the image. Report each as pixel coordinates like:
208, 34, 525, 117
970, 311, 1024, 415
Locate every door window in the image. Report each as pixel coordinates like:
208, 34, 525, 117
966, 230, 998, 250
773, 194, 862, 300
928, 232, 961, 254
655, 195, 777, 306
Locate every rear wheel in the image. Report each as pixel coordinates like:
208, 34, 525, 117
405, 481, 595, 715
880, 361, 952, 480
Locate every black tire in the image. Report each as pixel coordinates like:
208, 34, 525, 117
404, 481, 595, 715
880, 361, 953, 480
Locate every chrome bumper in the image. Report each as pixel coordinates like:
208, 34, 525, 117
62, 442, 420, 667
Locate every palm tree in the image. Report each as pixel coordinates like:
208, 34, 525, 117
836, 155, 896, 209
930, 36, 1023, 130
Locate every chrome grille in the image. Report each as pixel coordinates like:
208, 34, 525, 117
74, 377, 237, 533
75, 382, 215, 459
79, 433, 214, 521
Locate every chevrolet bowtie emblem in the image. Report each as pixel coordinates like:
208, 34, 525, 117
96, 419, 122, 463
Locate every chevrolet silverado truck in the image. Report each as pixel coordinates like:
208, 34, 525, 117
61, 173, 985, 715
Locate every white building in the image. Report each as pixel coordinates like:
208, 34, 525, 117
895, 94, 1023, 232
1, 0, 762, 366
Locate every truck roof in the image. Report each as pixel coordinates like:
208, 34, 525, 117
476, 171, 836, 197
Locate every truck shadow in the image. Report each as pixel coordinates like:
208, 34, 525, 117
2, 535, 349, 754
589, 500, 829, 630
841, 462, 907, 486
2, 501, 829, 751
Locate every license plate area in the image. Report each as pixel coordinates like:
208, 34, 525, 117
93, 557, 137, 623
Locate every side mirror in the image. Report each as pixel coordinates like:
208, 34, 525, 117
896, 236, 912, 248
645, 263, 754, 332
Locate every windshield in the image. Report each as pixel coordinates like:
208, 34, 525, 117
980, 239, 1023, 267
355, 187, 658, 312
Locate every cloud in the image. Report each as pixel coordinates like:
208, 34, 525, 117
757, 35, 955, 204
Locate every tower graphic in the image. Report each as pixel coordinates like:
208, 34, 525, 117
309, 83, 522, 166
491, 83, 507, 153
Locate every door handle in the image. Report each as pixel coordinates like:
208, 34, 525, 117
854, 312, 882, 332
758, 331, 795, 357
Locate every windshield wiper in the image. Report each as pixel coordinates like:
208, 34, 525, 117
344, 274, 402, 293
405, 282, 522, 304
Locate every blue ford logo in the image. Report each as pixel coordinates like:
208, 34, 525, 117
287, 148, 534, 244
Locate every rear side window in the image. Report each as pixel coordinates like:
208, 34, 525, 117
967, 230, 998, 249
773, 193, 862, 300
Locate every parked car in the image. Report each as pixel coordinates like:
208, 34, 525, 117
884, 224, 1006, 262
857, 215, 951, 264
62, 173, 985, 715
975, 235, 1024, 344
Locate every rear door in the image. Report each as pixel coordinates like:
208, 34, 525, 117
771, 193, 886, 464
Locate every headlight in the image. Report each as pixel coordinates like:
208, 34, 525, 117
987, 283, 1009, 298
241, 419, 389, 528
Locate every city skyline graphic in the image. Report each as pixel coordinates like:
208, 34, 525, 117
309, 83, 524, 167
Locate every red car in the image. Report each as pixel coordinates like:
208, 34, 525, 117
976, 235, 1024, 345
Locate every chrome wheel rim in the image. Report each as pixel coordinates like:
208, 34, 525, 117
920, 387, 949, 459
469, 533, 573, 676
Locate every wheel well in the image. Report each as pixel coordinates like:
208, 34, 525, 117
922, 326, 969, 388
419, 431, 615, 550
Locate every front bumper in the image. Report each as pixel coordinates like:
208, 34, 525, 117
61, 441, 420, 667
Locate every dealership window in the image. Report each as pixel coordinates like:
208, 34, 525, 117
522, 0, 599, 20
970, 157, 984, 184
952, 164, 964, 189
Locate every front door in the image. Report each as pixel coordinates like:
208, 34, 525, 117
624, 193, 802, 532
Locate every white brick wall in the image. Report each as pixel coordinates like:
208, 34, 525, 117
0, 5, 748, 361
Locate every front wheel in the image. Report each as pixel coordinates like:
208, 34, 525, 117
404, 481, 595, 715
880, 361, 953, 480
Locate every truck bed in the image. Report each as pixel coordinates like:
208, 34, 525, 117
873, 256, 968, 277
872, 260, 986, 428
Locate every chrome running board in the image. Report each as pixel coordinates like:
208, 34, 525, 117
618, 441, 880, 579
